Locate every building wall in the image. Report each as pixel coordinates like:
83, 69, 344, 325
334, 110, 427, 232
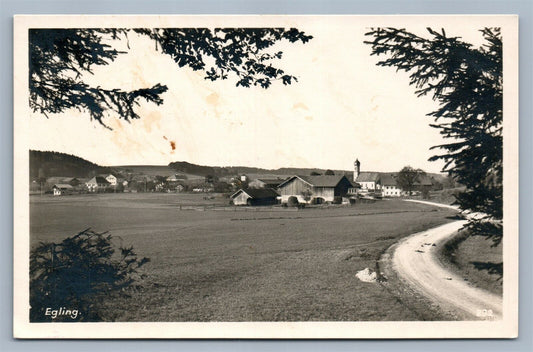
279, 178, 310, 196
359, 181, 378, 190
382, 185, 402, 197
278, 177, 343, 203
334, 178, 353, 196
232, 192, 251, 205
312, 187, 335, 201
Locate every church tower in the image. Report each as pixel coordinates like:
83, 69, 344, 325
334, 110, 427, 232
354, 158, 360, 182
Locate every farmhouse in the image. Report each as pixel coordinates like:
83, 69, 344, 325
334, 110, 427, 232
52, 184, 73, 196
86, 176, 110, 192
380, 173, 402, 197
231, 188, 279, 206
277, 175, 353, 204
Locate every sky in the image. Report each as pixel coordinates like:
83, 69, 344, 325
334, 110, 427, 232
28, 17, 494, 173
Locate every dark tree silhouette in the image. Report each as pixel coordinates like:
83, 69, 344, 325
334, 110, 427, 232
365, 28, 502, 245
30, 229, 150, 322
324, 169, 335, 175
397, 166, 426, 195
30, 28, 313, 127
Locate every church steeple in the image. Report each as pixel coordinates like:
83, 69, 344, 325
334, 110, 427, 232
354, 158, 360, 182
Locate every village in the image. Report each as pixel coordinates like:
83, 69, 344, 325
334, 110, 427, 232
31, 157, 440, 206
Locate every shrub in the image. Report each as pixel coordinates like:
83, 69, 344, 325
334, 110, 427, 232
30, 229, 150, 322
287, 196, 299, 207
332, 196, 342, 204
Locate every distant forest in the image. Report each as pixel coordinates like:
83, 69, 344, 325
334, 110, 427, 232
30, 150, 112, 179
167, 161, 349, 178
30, 150, 450, 186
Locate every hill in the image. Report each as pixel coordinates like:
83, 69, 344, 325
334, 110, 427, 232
167, 161, 350, 178
30, 150, 112, 179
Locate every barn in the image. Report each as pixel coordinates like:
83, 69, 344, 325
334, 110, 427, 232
230, 188, 279, 206
277, 175, 353, 204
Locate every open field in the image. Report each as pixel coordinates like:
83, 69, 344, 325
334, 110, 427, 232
30, 193, 458, 321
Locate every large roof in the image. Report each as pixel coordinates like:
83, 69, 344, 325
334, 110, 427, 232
231, 188, 279, 199
279, 175, 349, 188
257, 178, 286, 184
355, 172, 381, 182
88, 176, 110, 184
380, 173, 397, 186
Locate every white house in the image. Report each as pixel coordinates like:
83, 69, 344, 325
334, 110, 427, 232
104, 174, 117, 186
52, 184, 73, 196
380, 174, 402, 197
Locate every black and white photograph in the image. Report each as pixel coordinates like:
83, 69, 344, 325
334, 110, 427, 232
13, 15, 518, 338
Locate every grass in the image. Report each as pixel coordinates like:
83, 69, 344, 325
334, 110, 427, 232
30, 193, 458, 321
438, 229, 503, 296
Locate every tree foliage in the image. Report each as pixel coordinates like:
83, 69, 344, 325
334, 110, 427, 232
397, 166, 426, 195
30, 28, 313, 127
365, 27, 502, 244
30, 229, 150, 322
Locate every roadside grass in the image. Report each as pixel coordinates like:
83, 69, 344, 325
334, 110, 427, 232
437, 230, 502, 296
30, 195, 458, 321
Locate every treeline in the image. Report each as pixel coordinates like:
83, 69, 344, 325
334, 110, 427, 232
30, 150, 112, 179
167, 161, 348, 177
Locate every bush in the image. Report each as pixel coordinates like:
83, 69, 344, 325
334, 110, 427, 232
287, 196, 299, 207
332, 196, 342, 204
30, 229, 150, 322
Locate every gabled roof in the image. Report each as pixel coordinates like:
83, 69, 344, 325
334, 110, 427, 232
278, 175, 349, 188
53, 184, 73, 189
88, 176, 110, 184
355, 172, 381, 183
257, 178, 285, 184
231, 188, 279, 199
380, 173, 398, 186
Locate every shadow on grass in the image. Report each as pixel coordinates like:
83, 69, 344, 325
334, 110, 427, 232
445, 214, 465, 220
470, 261, 503, 281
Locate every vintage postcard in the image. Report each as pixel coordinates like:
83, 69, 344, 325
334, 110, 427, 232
13, 15, 518, 338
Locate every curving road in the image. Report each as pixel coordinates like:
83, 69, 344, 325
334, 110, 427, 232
391, 200, 502, 320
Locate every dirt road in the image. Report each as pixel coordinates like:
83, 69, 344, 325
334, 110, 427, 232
391, 200, 502, 320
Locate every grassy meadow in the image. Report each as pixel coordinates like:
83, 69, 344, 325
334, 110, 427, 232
30, 193, 458, 321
